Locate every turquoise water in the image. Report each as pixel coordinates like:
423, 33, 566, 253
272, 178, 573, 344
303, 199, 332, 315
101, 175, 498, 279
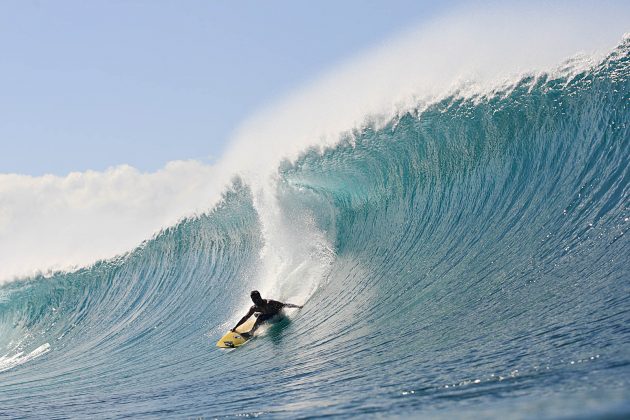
1, 40, 629, 418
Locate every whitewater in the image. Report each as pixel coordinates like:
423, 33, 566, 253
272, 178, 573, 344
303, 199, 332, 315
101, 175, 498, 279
1, 4, 630, 419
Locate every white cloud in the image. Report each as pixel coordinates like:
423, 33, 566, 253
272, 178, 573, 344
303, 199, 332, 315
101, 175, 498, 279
0, 161, 228, 283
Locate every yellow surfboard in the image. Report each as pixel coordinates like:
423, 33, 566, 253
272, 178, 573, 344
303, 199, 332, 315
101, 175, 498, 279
216, 313, 258, 348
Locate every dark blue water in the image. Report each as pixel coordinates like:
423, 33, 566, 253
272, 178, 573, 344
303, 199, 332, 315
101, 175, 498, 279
1, 39, 629, 418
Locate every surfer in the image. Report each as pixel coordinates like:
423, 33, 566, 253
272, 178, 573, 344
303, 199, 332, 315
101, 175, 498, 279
231, 290, 302, 337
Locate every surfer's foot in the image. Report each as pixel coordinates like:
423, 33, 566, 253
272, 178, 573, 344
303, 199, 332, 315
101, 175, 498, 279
240, 332, 252, 338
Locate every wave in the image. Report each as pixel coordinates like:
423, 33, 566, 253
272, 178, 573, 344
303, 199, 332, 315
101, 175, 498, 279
2, 2, 627, 285
0, 31, 629, 420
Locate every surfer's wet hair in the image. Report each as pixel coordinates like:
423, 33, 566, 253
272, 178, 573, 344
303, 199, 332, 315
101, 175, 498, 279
250, 290, 261, 300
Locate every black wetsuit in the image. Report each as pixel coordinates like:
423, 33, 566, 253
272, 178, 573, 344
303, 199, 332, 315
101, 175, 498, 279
232, 299, 300, 334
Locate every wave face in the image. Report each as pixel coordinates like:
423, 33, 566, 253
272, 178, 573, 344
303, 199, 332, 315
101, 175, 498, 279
1, 41, 629, 418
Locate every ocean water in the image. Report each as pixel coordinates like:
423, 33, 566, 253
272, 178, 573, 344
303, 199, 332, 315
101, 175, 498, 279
1, 39, 629, 419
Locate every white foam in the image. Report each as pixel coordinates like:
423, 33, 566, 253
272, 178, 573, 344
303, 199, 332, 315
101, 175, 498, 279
251, 178, 336, 306
0, 343, 51, 373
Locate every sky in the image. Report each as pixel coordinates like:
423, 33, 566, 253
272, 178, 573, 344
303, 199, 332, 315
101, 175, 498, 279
0, 0, 459, 176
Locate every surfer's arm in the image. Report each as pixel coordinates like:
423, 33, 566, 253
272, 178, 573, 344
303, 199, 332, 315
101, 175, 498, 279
231, 307, 255, 331
282, 303, 303, 309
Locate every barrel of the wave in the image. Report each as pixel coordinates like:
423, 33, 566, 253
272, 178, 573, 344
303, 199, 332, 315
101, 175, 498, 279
216, 314, 258, 348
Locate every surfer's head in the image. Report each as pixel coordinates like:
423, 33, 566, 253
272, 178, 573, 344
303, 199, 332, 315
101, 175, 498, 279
250, 290, 263, 305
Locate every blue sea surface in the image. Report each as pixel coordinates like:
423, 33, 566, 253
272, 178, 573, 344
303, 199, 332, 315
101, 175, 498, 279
0, 39, 629, 418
